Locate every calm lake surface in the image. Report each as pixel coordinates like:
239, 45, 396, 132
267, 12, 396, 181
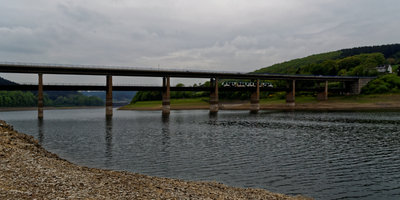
1, 108, 400, 200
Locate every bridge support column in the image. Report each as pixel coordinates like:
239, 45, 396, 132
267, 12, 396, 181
106, 75, 113, 117
162, 77, 170, 116
250, 79, 260, 114
317, 81, 328, 101
209, 78, 219, 114
38, 74, 43, 119
286, 80, 296, 106
345, 78, 373, 95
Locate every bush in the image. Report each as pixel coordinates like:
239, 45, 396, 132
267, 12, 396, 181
362, 74, 400, 94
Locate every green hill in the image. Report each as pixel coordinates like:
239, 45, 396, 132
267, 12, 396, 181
253, 51, 341, 74
0, 77, 18, 85
254, 44, 400, 75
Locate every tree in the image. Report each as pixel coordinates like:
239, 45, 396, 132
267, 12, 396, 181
337, 56, 361, 71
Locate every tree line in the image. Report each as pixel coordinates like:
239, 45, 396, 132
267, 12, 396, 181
0, 91, 104, 107
130, 82, 276, 103
340, 44, 400, 59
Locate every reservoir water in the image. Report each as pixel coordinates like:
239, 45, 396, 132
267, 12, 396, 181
1, 108, 400, 200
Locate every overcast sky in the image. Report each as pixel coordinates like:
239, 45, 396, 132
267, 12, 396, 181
1, 0, 399, 85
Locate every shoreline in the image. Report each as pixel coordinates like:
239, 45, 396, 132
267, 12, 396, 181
2, 103, 399, 113
119, 94, 400, 111
0, 120, 310, 199
119, 102, 400, 111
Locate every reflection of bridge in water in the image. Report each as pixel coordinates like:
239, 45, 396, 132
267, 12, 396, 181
0, 62, 374, 118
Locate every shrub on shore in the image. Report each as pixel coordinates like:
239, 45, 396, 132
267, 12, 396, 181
362, 74, 400, 94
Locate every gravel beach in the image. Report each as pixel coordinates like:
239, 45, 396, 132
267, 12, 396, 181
0, 120, 311, 200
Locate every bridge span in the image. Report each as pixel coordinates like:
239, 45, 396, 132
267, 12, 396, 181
0, 62, 374, 118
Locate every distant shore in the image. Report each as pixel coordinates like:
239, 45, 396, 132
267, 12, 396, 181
0, 106, 104, 112
0, 120, 310, 199
119, 94, 400, 111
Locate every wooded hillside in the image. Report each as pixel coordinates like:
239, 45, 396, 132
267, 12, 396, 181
254, 44, 400, 75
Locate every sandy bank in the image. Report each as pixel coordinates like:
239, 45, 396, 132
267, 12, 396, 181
0, 121, 310, 199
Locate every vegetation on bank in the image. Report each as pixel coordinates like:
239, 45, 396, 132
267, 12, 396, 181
362, 74, 400, 94
0, 76, 105, 107
0, 91, 104, 107
0, 91, 38, 107
130, 82, 271, 104
131, 83, 207, 103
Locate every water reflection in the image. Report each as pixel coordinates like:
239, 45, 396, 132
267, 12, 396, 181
37, 118, 44, 144
161, 115, 170, 149
209, 112, 218, 120
105, 116, 113, 160
162, 114, 169, 124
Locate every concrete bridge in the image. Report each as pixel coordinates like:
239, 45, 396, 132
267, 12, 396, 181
0, 62, 374, 118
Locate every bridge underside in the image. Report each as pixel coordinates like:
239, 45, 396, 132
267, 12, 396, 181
0, 84, 344, 92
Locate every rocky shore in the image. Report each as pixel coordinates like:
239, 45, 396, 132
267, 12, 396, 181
0, 121, 310, 199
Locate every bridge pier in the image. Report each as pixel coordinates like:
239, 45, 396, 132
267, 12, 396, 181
250, 79, 260, 114
345, 78, 373, 95
209, 78, 219, 114
162, 77, 171, 115
38, 74, 44, 119
317, 81, 328, 101
106, 75, 113, 117
286, 80, 295, 106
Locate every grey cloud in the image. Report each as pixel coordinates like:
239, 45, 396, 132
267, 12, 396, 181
0, 0, 399, 84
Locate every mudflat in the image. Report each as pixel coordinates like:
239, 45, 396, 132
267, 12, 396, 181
0, 121, 310, 199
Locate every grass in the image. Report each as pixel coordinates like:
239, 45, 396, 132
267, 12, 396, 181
123, 100, 161, 108
259, 95, 318, 104
122, 98, 209, 109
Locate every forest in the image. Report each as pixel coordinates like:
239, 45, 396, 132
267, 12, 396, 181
254, 44, 400, 75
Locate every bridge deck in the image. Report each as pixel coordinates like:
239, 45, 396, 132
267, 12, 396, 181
0, 62, 366, 81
